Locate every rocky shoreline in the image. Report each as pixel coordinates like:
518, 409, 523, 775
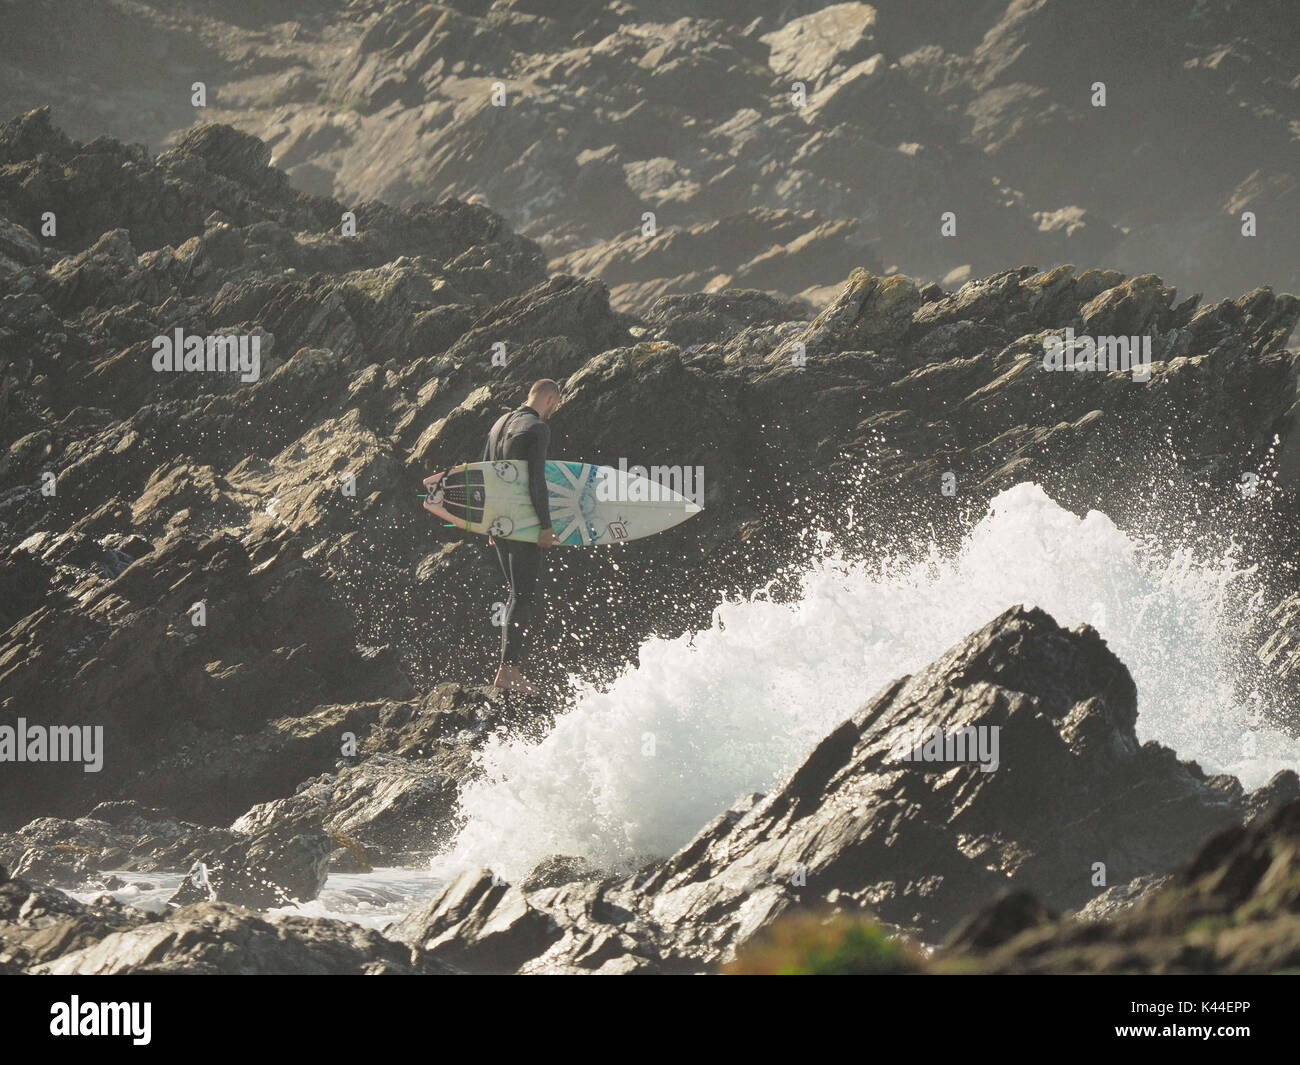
2, 87, 1299, 972
3, 606, 1298, 973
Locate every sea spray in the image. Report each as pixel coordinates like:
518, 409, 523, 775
434, 482, 1297, 882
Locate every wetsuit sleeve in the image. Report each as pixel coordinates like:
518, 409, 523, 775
524, 421, 552, 530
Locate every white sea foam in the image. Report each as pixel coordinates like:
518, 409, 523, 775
434, 482, 1297, 882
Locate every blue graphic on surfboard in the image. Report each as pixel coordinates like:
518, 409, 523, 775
424, 460, 702, 546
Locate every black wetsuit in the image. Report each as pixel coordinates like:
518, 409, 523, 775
483, 406, 552, 665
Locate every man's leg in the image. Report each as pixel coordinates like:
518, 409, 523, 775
493, 540, 542, 692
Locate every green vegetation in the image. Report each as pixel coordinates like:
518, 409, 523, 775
725, 911, 922, 975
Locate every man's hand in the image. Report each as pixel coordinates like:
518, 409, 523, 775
538, 530, 558, 548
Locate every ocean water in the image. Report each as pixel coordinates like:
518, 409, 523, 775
432, 481, 1297, 883
70, 868, 442, 930
74, 482, 1298, 923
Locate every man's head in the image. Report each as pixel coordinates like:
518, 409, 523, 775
528, 379, 562, 419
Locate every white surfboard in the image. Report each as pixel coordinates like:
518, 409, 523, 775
424, 459, 702, 546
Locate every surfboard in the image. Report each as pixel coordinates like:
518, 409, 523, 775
423, 460, 702, 546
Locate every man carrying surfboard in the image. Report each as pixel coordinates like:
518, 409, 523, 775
473, 379, 560, 694
421, 376, 701, 693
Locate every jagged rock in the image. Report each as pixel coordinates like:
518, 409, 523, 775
521, 854, 599, 891
0, 529, 413, 827
0, 872, 153, 971
34, 900, 457, 975
1, 117, 1297, 783
388, 870, 567, 974
231, 755, 460, 865
0, 95, 1298, 979
0, 866, 456, 974
1073, 875, 1169, 923
761, 4, 880, 84
2, 0, 1296, 302
168, 826, 331, 911
798, 267, 921, 354
386, 607, 1271, 972
947, 798, 1300, 973
554, 209, 879, 313
0, 805, 237, 887
643, 288, 809, 347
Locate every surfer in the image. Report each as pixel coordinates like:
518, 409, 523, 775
481, 379, 561, 694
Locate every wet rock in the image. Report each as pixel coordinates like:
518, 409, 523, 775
0, 873, 152, 971
231, 754, 460, 865
386, 607, 1263, 972
521, 855, 599, 891
34, 900, 456, 975
166, 822, 331, 911
388, 870, 566, 974
0, 806, 237, 887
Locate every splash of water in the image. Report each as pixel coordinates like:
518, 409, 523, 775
434, 482, 1296, 882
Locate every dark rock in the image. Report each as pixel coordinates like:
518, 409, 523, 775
947, 798, 1300, 973
384, 606, 1262, 972
0, 873, 152, 970
168, 827, 331, 911
521, 855, 598, 892
944, 890, 1055, 953
34, 900, 458, 975
0, 810, 236, 886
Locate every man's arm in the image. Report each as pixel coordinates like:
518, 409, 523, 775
523, 421, 552, 533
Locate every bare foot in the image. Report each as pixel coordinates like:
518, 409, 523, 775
492, 665, 539, 697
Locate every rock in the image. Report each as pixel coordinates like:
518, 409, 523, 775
947, 798, 1300, 973
521, 855, 598, 891
943, 890, 1054, 953
231, 755, 461, 865
387, 870, 565, 974
0, 873, 152, 971
34, 900, 457, 975
0, 808, 236, 887
382, 606, 1261, 972
643, 288, 809, 346
167, 827, 331, 911
0, 0, 1296, 302
798, 267, 921, 354
0, 98, 1299, 978
554, 209, 879, 314
761, 4, 880, 84
0, 865, 455, 974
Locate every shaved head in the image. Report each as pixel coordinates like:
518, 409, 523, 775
528, 379, 561, 419
528, 379, 560, 402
